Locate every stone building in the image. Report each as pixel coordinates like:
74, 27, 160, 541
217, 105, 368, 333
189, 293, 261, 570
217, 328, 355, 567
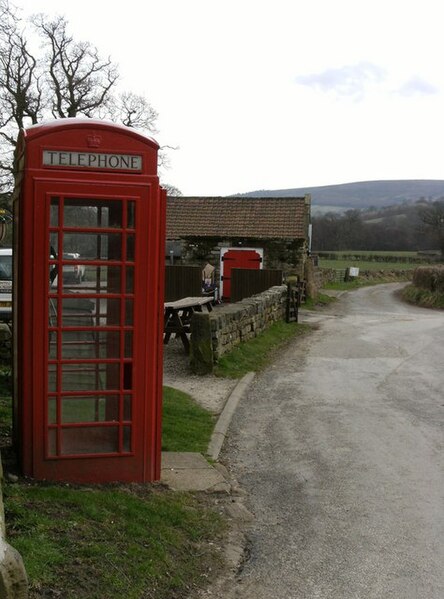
166, 195, 312, 277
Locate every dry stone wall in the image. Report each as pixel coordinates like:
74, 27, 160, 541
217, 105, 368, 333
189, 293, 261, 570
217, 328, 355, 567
190, 286, 287, 374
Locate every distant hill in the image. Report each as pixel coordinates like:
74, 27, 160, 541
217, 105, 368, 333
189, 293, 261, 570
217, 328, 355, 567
238, 180, 444, 213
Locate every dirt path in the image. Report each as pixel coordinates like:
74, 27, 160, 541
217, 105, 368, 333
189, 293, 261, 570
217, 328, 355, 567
219, 283, 444, 599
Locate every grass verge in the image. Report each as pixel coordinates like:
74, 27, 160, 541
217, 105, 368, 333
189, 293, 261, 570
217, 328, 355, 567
0, 377, 224, 599
401, 284, 444, 309
323, 279, 380, 291
162, 386, 215, 453
303, 292, 337, 308
4, 481, 225, 599
214, 320, 311, 379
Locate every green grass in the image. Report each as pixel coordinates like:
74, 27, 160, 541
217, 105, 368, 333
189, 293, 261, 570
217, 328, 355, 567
303, 292, 337, 308
4, 482, 225, 599
401, 284, 444, 309
318, 250, 444, 272
162, 386, 215, 453
322, 277, 395, 290
0, 378, 215, 455
318, 250, 419, 258
318, 258, 419, 271
214, 320, 311, 379
0, 379, 224, 599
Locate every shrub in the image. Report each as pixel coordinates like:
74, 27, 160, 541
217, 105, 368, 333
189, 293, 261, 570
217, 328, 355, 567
413, 266, 444, 292
402, 284, 444, 310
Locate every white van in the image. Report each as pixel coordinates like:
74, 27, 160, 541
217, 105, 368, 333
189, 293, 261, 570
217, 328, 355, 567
0, 248, 12, 322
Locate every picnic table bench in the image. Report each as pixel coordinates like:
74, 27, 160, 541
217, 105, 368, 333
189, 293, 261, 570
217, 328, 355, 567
164, 296, 214, 353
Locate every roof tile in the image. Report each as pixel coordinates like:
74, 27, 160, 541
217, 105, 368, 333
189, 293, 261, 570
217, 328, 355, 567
166, 196, 309, 240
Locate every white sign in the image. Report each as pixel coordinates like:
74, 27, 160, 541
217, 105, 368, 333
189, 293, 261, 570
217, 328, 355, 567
349, 267, 360, 277
43, 150, 142, 171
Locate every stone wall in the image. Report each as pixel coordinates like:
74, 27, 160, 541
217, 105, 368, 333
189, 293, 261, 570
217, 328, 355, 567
190, 286, 287, 374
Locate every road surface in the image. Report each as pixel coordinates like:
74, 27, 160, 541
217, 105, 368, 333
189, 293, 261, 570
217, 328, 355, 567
222, 283, 444, 599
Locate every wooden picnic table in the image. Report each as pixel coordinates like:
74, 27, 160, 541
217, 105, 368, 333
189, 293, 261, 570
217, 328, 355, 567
163, 296, 214, 353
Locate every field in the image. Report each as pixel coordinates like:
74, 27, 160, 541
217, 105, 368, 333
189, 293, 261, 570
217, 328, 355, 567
317, 250, 441, 272
319, 258, 418, 271
318, 250, 420, 257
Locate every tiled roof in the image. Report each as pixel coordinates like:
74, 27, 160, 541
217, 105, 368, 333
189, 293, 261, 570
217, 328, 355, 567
166, 196, 309, 240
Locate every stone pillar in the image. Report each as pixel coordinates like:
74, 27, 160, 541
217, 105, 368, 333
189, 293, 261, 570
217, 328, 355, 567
190, 312, 214, 375
304, 256, 318, 299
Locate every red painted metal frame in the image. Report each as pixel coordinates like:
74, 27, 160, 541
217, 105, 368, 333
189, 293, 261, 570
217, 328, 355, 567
14, 120, 165, 483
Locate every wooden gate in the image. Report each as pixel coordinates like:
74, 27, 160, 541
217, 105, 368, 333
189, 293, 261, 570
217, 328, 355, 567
286, 278, 307, 322
230, 268, 283, 303
220, 247, 263, 302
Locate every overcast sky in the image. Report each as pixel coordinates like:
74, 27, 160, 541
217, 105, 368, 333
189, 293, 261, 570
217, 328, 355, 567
16, 0, 444, 195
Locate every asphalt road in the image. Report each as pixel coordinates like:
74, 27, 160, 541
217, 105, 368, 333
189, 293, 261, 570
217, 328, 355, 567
222, 283, 444, 599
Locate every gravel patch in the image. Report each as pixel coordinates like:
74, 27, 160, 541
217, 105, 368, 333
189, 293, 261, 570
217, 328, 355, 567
162, 338, 237, 414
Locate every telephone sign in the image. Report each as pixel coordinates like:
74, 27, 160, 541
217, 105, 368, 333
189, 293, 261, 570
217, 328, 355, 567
42, 150, 143, 170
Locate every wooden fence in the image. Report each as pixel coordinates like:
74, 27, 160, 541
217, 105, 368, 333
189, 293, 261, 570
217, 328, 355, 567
230, 268, 283, 303
164, 265, 202, 301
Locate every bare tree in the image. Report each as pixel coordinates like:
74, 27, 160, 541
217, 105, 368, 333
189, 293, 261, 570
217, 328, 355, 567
417, 200, 444, 256
162, 183, 182, 197
107, 91, 158, 132
105, 93, 179, 179
0, 0, 44, 187
0, 3, 169, 195
32, 14, 119, 119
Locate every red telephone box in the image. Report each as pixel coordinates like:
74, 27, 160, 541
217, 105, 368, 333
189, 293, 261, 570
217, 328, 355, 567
13, 119, 166, 483
220, 247, 263, 301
